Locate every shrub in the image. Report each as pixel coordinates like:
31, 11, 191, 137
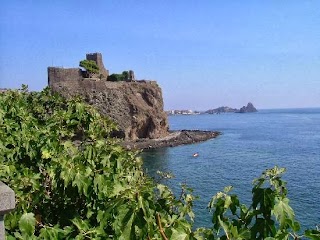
107, 71, 129, 82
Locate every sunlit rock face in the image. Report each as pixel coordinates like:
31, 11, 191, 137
49, 79, 169, 140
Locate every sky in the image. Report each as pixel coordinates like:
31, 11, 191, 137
0, 1, 319, 110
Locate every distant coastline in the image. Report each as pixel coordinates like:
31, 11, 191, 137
167, 102, 258, 115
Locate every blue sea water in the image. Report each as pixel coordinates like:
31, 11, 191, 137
141, 108, 320, 230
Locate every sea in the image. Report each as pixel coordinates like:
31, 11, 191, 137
141, 108, 320, 231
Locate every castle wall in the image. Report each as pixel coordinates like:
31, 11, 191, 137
48, 67, 83, 86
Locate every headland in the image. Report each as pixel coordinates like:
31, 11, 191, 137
48, 52, 220, 149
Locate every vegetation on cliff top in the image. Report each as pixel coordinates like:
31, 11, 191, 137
107, 71, 130, 82
0, 86, 319, 239
79, 59, 99, 77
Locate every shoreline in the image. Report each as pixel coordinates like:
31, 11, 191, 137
121, 130, 221, 150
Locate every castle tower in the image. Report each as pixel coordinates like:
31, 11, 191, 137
86, 53, 109, 78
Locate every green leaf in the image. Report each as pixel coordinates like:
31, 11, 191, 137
224, 195, 232, 209
273, 197, 295, 229
6, 235, 17, 240
111, 182, 126, 197
71, 218, 90, 232
118, 210, 135, 240
218, 216, 231, 238
19, 213, 36, 237
252, 188, 274, 213
171, 226, 189, 240
305, 229, 320, 240
41, 149, 51, 159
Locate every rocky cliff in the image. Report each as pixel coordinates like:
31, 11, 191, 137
49, 79, 169, 140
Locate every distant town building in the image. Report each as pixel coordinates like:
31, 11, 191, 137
166, 109, 200, 115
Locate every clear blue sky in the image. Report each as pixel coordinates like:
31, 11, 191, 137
1, 1, 319, 110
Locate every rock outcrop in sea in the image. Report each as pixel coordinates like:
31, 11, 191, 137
205, 106, 238, 114
204, 103, 258, 114
237, 102, 258, 113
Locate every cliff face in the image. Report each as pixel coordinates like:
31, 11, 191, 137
49, 79, 169, 140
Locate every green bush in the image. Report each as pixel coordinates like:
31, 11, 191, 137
107, 71, 129, 82
0, 86, 319, 239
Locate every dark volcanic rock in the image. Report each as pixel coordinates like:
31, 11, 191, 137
121, 130, 221, 150
238, 102, 258, 113
49, 79, 169, 140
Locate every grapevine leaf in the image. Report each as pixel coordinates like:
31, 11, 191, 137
19, 213, 36, 237
273, 197, 295, 229
171, 226, 189, 240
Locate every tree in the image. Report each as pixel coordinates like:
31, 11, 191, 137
122, 71, 129, 80
79, 59, 99, 77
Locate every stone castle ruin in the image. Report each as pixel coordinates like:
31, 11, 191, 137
48, 53, 169, 140
48, 52, 137, 85
48, 53, 110, 85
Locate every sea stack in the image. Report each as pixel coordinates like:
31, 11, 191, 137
238, 102, 258, 113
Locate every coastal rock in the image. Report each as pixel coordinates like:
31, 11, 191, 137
49, 79, 169, 140
238, 102, 258, 113
122, 130, 221, 150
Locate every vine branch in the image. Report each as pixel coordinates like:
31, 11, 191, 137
156, 213, 168, 240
